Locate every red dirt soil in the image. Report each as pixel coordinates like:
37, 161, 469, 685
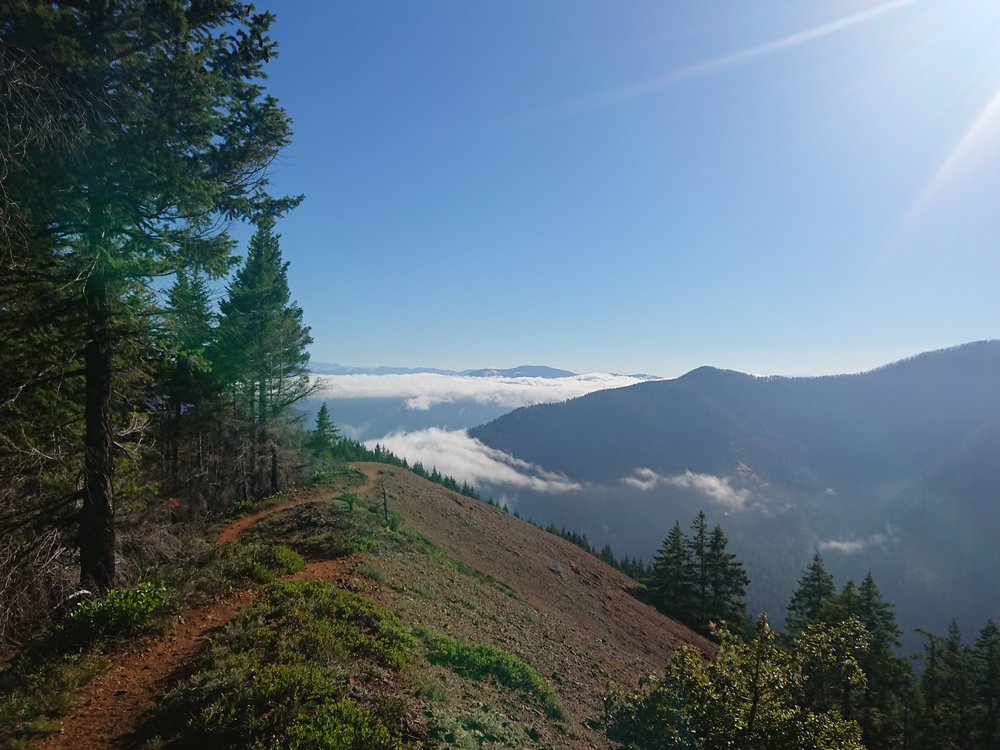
36, 496, 359, 749
35, 464, 710, 748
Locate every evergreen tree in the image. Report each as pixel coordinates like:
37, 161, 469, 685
943, 621, 975, 748
160, 268, 217, 492
1, 1, 298, 590
214, 222, 313, 494
853, 573, 913, 750
648, 521, 695, 623
787, 552, 836, 636
688, 511, 711, 628
974, 620, 1000, 750
215, 222, 314, 426
309, 402, 340, 460
705, 523, 749, 629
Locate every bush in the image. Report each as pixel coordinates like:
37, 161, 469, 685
219, 542, 304, 584
416, 627, 555, 703
146, 580, 414, 747
60, 582, 169, 645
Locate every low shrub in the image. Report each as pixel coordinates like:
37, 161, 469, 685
219, 542, 304, 584
146, 580, 415, 747
59, 582, 169, 645
416, 627, 555, 703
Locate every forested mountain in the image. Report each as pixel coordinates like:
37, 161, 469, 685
472, 341, 1000, 490
470, 341, 1000, 643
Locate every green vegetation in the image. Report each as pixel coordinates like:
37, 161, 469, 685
416, 627, 556, 708
0, 652, 107, 749
59, 582, 170, 647
143, 580, 413, 748
644, 512, 749, 636
606, 616, 868, 750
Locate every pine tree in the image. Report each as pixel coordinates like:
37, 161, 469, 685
160, 269, 217, 492
853, 573, 913, 750
688, 511, 711, 628
787, 552, 836, 636
705, 523, 749, 629
1, 1, 298, 590
309, 402, 340, 461
215, 222, 314, 426
214, 222, 313, 494
974, 620, 1000, 750
648, 521, 695, 623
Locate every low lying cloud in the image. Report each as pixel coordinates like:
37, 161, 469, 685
818, 527, 896, 555
314, 372, 650, 411
368, 428, 582, 493
621, 467, 750, 510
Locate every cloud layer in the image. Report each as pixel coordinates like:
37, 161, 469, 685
369, 428, 582, 493
314, 372, 650, 411
818, 527, 896, 555
621, 467, 750, 510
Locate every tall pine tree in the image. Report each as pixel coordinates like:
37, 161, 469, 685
1, 1, 298, 590
786, 552, 836, 636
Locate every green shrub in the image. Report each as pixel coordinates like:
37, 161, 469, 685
219, 542, 304, 584
285, 700, 403, 749
60, 582, 169, 644
147, 581, 413, 747
416, 628, 555, 703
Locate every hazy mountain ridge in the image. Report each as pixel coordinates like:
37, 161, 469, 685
308, 362, 579, 378
471, 341, 1000, 493
468, 341, 1000, 644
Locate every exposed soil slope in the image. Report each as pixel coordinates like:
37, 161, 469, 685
353, 463, 714, 738
32, 465, 710, 749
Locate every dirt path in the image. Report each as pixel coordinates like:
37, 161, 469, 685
36, 590, 256, 750
37, 486, 362, 749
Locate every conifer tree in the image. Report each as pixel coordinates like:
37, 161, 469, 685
648, 521, 695, 622
974, 620, 1000, 750
688, 511, 711, 627
787, 552, 836, 636
309, 402, 340, 461
1, 1, 298, 590
705, 524, 749, 628
215, 222, 313, 425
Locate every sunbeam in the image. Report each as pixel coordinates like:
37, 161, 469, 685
536, 0, 921, 121
904, 83, 1000, 227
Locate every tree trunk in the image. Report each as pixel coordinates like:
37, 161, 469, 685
80, 273, 115, 591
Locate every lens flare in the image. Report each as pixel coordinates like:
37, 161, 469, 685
538, 0, 921, 120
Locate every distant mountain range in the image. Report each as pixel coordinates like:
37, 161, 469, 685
469, 341, 1000, 647
308, 363, 578, 379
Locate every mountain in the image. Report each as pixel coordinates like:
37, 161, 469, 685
307, 362, 457, 376
461, 365, 577, 379
307, 362, 578, 378
468, 341, 1000, 645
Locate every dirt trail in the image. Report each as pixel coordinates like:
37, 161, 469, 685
37, 488, 361, 749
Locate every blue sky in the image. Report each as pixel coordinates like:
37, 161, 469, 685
248, 0, 1000, 376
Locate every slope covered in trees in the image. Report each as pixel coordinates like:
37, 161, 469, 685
469, 341, 1000, 643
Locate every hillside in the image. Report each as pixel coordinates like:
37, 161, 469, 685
467, 341, 1000, 641
10, 464, 711, 749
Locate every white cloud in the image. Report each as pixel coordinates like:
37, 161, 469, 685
818, 527, 896, 555
621, 467, 750, 510
313, 372, 651, 410
368, 428, 582, 494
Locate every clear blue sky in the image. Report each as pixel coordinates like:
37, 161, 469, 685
248, 0, 1000, 376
